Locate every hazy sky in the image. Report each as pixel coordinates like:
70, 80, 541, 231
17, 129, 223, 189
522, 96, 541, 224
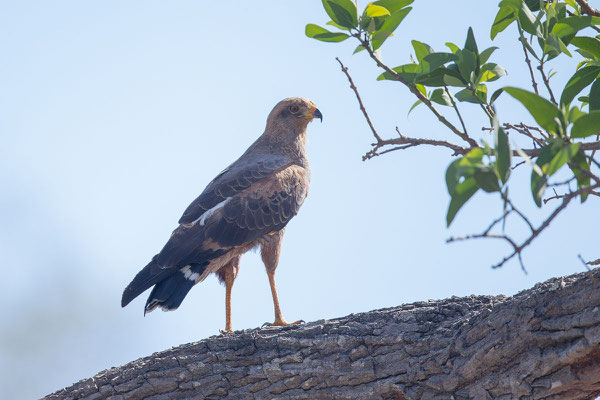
1, 1, 598, 398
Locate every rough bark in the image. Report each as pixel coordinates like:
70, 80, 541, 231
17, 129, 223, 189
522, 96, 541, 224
46, 268, 600, 400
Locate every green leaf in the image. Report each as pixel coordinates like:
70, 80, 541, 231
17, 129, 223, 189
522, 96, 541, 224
326, 20, 349, 31
445, 42, 460, 54
530, 142, 558, 207
411, 40, 434, 63
365, 4, 390, 17
544, 143, 581, 176
479, 46, 499, 64
353, 44, 366, 54
560, 66, 600, 107
491, 6, 516, 40
457, 49, 478, 85
571, 111, 600, 138
415, 67, 466, 87
552, 16, 600, 38
569, 106, 586, 123
504, 87, 561, 134
590, 79, 600, 111
570, 36, 600, 60
322, 0, 358, 29
371, 7, 412, 50
495, 125, 511, 184
455, 86, 487, 103
422, 52, 458, 71
305, 24, 350, 42
518, 0, 543, 37
446, 148, 484, 196
429, 88, 453, 106
464, 27, 479, 56
377, 63, 419, 82
372, 0, 413, 14
408, 99, 422, 115
490, 88, 504, 104
447, 177, 478, 226
478, 63, 507, 83
474, 165, 501, 192
570, 149, 591, 202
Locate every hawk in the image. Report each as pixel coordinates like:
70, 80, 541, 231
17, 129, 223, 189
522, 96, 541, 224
121, 97, 322, 333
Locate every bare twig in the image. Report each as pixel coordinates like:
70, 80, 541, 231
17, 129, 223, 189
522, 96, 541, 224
517, 23, 539, 95
362, 128, 468, 160
336, 57, 382, 143
444, 86, 468, 135
468, 86, 495, 126
538, 62, 558, 105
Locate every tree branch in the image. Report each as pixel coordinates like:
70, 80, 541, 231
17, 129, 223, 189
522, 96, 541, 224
538, 61, 558, 105
575, 0, 600, 16
517, 23, 540, 95
45, 269, 600, 400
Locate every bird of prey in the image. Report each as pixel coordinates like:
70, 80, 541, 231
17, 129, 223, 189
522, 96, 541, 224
121, 97, 322, 333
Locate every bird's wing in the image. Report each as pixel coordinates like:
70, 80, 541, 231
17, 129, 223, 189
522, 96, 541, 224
157, 164, 309, 266
178, 153, 290, 225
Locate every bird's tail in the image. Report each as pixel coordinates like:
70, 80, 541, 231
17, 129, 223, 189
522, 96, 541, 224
143, 262, 208, 314
121, 255, 174, 308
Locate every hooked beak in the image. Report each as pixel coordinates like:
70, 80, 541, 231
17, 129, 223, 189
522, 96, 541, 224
313, 108, 323, 122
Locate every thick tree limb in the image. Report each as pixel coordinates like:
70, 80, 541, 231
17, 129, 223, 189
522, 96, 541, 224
47, 268, 600, 399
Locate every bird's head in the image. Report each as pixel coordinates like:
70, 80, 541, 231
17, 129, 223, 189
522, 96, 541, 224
265, 97, 322, 134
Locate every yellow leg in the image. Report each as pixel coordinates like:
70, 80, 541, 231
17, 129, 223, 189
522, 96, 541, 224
267, 270, 301, 326
220, 271, 234, 334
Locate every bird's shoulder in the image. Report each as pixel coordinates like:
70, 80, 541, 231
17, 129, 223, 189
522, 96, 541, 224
178, 152, 294, 225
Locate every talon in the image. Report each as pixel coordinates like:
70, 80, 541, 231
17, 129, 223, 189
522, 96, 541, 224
263, 319, 303, 327
220, 328, 233, 334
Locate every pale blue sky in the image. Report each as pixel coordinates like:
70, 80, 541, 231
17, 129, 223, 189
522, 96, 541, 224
1, 1, 598, 398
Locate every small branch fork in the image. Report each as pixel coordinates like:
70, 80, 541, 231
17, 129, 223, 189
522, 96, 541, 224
447, 182, 600, 270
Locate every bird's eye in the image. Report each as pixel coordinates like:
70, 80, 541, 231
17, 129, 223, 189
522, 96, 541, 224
289, 105, 299, 114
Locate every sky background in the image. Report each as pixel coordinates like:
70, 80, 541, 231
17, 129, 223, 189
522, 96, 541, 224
1, 1, 598, 398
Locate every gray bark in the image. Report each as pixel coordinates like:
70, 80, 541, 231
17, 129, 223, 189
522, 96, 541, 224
46, 268, 600, 399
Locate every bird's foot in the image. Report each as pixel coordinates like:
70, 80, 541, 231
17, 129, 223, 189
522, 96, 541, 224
261, 319, 304, 328
220, 327, 234, 335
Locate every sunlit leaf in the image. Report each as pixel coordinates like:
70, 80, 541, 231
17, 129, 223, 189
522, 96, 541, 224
365, 4, 391, 17
372, 0, 413, 14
